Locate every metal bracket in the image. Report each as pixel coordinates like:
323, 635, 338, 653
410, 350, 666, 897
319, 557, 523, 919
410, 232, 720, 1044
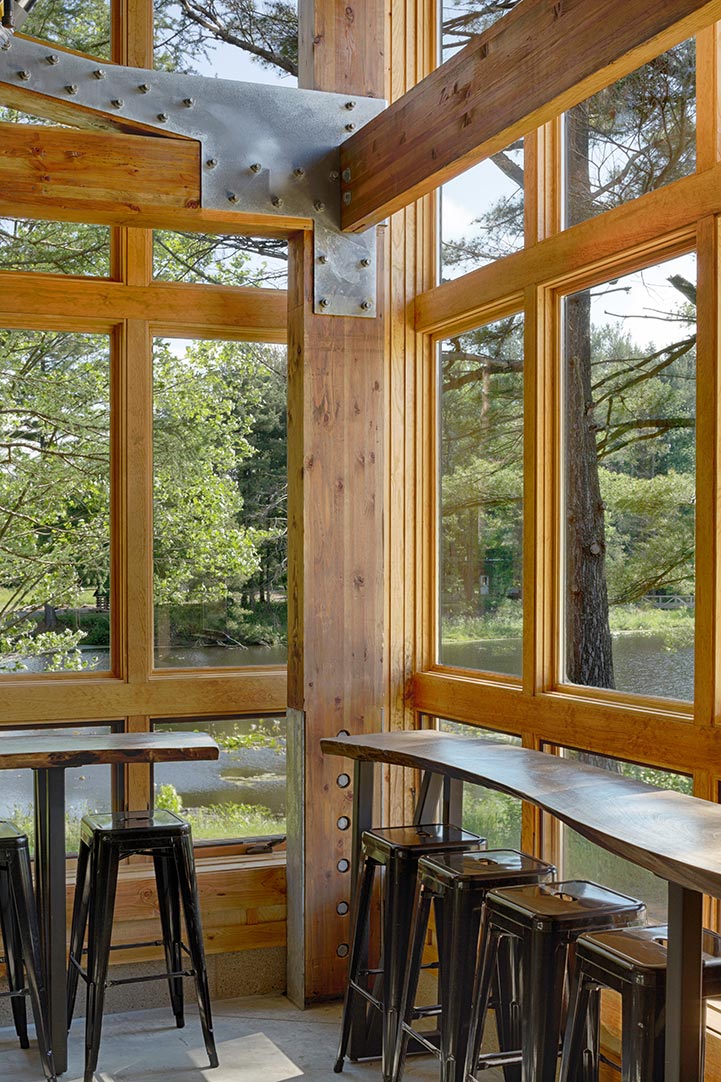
0, 36, 385, 316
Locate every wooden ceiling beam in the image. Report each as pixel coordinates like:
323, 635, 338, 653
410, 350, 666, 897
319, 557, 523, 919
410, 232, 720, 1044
340, 0, 721, 232
0, 123, 311, 236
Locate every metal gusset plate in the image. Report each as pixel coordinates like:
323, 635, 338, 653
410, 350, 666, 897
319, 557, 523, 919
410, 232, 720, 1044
0, 36, 385, 316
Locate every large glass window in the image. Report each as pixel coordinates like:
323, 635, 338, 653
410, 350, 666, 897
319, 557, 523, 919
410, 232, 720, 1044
552, 747, 692, 922
19, 0, 111, 58
439, 313, 524, 676
0, 724, 115, 854
153, 230, 287, 290
153, 716, 286, 842
0, 220, 110, 278
0, 329, 111, 674
439, 719, 522, 848
562, 253, 696, 699
152, 337, 287, 669
565, 40, 696, 228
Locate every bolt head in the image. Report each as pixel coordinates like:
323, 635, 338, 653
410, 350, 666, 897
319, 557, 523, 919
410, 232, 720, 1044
46, 54, 59, 64
360, 258, 371, 268
206, 158, 218, 168
314, 200, 326, 213
138, 83, 151, 93
345, 100, 357, 110
228, 193, 239, 204
319, 298, 330, 309
249, 162, 262, 173
271, 196, 283, 208
318, 255, 329, 265
65, 84, 78, 95
92, 68, 106, 79
157, 112, 168, 122
345, 122, 356, 132
17, 69, 30, 80
111, 98, 124, 108
361, 300, 372, 311
183, 97, 195, 107
329, 170, 340, 181
293, 167, 306, 178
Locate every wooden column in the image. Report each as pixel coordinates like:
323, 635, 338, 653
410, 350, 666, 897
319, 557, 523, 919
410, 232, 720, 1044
287, 0, 386, 1003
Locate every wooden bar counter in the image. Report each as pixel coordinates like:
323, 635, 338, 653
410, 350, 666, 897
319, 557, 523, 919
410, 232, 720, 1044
322, 729, 721, 1082
0, 730, 219, 1075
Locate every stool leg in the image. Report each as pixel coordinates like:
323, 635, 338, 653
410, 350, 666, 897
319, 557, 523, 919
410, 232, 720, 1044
464, 917, 502, 1082
154, 850, 184, 1028
391, 881, 434, 1082
622, 982, 665, 1082
559, 962, 599, 1082
335, 855, 376, 1073
67, 836, 91, 1031
441, 889, 483, 1082
382, 854, 420, 1082
11, 846, 57, 1082
174, 833, 219, 1069
84, 838, 119, 1082
523, 928, 568, 1082
494, 933, 522, 1082
0, 862, 29, 1049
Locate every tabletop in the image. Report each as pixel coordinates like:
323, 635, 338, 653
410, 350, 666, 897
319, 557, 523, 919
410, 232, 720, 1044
0, 729, 219, 770
321, 729, 721, 899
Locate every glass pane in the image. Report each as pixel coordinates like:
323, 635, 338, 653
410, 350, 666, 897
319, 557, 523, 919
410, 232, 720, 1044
0, 219, 110, 277
562, 254, 696, 699
155, 0, 298, 86
153, 230, 287, 289
20, 0, 111, 58
153, 716, 286, 841
439, 313, 524, 676
565, 40, 696, 228
439, 719, 522, 848
0, 329, 111, 674
0, 725, 114, 854
556, 748, 691, 922
153, 337, 287, 669
439, 1, 524, 278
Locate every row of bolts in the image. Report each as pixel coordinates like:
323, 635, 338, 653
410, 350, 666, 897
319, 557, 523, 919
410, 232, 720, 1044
12, 55, 373, 311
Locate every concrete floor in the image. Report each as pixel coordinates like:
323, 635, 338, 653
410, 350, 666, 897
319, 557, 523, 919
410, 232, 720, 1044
0, 994, 507, 1082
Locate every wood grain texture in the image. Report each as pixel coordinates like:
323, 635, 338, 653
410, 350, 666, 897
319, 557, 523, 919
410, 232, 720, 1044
321, 729, 721, 896
340, 0, 721, 231
0, 730, 218, 770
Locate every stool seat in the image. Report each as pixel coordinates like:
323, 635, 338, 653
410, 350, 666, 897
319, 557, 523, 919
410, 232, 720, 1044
486, 879, 646, 933
559, 923, 721, 1081
0, 821, 56, 1081
67, 809, 218, 1082
393, 850, 556, 1082
334, 824, 485, 1081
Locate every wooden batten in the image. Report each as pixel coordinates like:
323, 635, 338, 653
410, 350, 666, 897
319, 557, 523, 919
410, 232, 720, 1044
340, 0, 721, 231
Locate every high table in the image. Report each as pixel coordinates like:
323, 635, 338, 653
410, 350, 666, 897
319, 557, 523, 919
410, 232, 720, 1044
0, 729, 219, 1075
321, 729, 721, 1082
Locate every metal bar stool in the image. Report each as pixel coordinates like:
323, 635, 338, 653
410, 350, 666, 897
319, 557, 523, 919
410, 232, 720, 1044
392, 849, 556, 1082
559, 923, 721, 1081
466, 881, 646, 1082
0, 822, 56, 1082
67, 810, 218, 1082
334, 823, 485, 1082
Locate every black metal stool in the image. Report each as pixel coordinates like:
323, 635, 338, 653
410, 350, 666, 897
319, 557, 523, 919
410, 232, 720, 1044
466, 880, 646, 1082
0, 822, 56, 1082
334, 823, 485, 1081
67, 810, 218, 1082
392, 849, 556, 1082
559, 923, 721, 1081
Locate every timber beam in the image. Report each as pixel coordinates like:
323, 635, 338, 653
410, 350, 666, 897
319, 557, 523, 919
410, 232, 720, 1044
339, 0, 721, 232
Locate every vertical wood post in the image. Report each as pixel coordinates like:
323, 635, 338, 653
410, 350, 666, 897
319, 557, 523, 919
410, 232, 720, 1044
287, 0, 386, 1003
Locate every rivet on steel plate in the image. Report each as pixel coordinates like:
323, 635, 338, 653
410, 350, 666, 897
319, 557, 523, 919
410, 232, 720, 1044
157, 112, 168, 122
318, 255, 329, 265
293, 167, 306, 178
111, 98, 124, 108
319, 298, 330, 309
345, 123, 356, 132
360, 300, 373, 311
228, 192, 239, 204
345, 100, 356, 110
17, 69, 30, 80
65, 84, 78, 95
360, 258, 371, 267
138, 83, 151, 93
329, 170, 340, 181
249, 162, 262, 173
271, 196, 283, 208
46, 54, 59, 64
206, 158, 218, 168
314, 200, 325, 212
92, 69, 106, 79
183, 97, 195, 107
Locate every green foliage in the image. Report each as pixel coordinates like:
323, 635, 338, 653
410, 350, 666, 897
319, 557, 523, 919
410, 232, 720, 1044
154, 781, 284, 839
215, 717, 285, 752
155, 782, 184, 814
462, 786, 522, 850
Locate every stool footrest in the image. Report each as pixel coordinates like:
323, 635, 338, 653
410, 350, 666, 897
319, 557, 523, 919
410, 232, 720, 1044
106, 969, 196, 989
472, 1048, 523, 1070
399, 1022, 441, 1057
410, 1003, 441, 1019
